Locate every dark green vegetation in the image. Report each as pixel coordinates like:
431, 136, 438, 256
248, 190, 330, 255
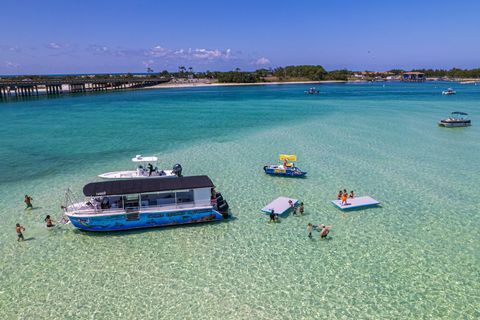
2, 66, 479, 84
411, 68, 480, 78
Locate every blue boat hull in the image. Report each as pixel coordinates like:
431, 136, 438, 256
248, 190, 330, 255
263, 166, 307, 177
68, 208, 225, 232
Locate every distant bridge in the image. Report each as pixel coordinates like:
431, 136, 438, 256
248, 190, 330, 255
0, 77, 170, 99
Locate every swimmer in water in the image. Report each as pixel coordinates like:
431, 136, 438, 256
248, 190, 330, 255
44, 215, 55, 228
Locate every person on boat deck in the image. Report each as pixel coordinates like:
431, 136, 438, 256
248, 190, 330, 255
44, 215, 54, 228
211, 187, 216, 199
24, 195, 33, 209
147, 163, 154, 176
283, 159, 288, 168
337, 190, 342, 200
349, 191, 355, 198
100, 198, 111, 210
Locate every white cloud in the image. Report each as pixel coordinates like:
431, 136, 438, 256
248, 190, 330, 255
191, 48, 222, 59
147, 45, 233, 61
48, 42, 62, 49
255, 57, 271, 65
147, 45, 170, 57
5, 61, 20, 68
142, 59, 155, 67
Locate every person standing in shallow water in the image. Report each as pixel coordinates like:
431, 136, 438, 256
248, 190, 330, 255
16, 223, 25, 241
24, 195, 33, 209
269, 209, 276, 222
299, 202, 304, 215
307, 223, 313, 238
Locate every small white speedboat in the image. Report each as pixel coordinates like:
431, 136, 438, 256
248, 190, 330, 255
442, 88, 456, 95
98, 155, 182, 179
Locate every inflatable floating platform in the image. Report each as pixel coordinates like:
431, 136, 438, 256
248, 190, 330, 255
331, 196, 380, 210
261, 196, 298, 215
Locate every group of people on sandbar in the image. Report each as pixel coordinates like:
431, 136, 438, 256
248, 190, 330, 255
337, 189, 354, 206
307, 223, 332, 239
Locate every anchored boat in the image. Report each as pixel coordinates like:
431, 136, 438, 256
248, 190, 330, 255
442, 88, 456, 95
98, 155, 182, 179
438, 112, 471, 127
263, 154, 307, 177
304, 87, 319, 94
64, 175, 229, 232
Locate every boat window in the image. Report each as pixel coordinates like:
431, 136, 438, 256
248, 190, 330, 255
141, 192, 175, 207
123, 194, 139, 209
108, 196, 123, 209
176, 190, 194, 204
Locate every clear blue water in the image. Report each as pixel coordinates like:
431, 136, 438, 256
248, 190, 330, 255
0, 82, 479, 319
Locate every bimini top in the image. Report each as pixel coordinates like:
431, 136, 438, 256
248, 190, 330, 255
132, 155, 158, 162
83, 175, 214, 196
451, 111, 468, 116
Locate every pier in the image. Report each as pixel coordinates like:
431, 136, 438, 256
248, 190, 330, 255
0, 77, 169, 99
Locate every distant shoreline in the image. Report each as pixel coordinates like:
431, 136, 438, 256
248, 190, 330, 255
144, 80, 348, 90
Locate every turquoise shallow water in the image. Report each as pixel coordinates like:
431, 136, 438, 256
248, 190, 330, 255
0, 82, 479, 319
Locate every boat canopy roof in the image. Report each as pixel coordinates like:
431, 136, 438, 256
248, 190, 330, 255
279, 154, 297, 161
132, 155, 158, 162
452, 111, 468, 115
83, 175, 214, 196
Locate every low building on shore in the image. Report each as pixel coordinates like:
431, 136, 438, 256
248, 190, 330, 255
402, 72, 425, 82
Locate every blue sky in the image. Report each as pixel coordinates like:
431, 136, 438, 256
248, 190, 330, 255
1, 0, 479, 75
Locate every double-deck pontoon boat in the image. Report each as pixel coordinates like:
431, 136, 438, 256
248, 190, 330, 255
263, 154, 307, 177
438, 112, 471, 127
64, 175, 229, 232
98, 155, 182, 179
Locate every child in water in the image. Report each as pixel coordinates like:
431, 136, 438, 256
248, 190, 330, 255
299, 202, 304, 215
307, 223, 313, 238
16, 223, 25, 241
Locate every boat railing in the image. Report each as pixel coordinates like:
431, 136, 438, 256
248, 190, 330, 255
72, 201, 202, 216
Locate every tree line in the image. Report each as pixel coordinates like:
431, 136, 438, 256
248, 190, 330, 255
2, 66, 479, 83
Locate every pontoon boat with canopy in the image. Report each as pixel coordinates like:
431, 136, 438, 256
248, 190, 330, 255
438, 112, 471, 127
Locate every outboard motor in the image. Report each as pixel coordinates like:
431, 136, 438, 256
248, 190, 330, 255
215, 192, 229, 218
172, 164, 183, 177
